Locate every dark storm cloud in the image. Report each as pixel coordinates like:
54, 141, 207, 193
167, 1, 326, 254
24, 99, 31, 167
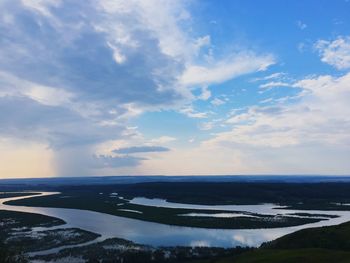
113, 146, 170, 154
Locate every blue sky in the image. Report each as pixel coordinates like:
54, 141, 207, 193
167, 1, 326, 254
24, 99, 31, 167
0, 0, 350, 177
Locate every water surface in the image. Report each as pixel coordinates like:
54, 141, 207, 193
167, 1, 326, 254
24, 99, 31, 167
2, 192, 350, 248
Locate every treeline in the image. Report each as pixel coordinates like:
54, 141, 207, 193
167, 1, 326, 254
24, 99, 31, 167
33, 241, 252, 263
4, 182, 350, 206
58, 182, 350, 206
0, 242, 27, 263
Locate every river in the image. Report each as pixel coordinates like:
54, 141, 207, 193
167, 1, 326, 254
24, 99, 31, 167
1, 192, 350, 249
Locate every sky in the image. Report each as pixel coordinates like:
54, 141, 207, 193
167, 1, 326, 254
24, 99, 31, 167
0, 0, 350, 178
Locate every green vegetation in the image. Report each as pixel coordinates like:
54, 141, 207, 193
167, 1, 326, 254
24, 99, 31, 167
6, 192, 326, 229
262, 221, 350, 250
0, 242, 27, 263
31, 237, 251, 263
15, 181, 350, 210
103, 182, 350, 208
0, 210, 65, 263
0, 210, 64, 234
4, 182, 350, 210
5, 228, 100, 253
222, 249, 350, 263
5, 182, 350, 207
0, 210, 99, 258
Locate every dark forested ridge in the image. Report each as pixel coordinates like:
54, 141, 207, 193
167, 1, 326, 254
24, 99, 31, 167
262, 221, 350, 250
4, 181, 350, 208
111, 182, 350, 205
36, 181, 350, 208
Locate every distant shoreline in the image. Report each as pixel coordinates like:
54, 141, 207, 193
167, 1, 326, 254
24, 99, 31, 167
1, 175, 350, 186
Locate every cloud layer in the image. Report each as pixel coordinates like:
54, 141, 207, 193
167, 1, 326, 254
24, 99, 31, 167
1, 1, 348, 177
113, 146, 170, 154
315, 36, 350, 70
0, 0, 275, 177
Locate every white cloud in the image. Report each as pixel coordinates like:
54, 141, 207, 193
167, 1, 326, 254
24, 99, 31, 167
1, 0, 193, 110
106, 42, 127, 64
97, 0, 191, 59
252, 72, 286, 82
0, 0, 280, 176
179, 106, 208, 119
109, 69, 350, 175
148, 72, 348, 175
259, 98, 273, 104
315, 36, 350, 70
199, 122, 214, 131
297, 42, 306, 53
181, 53, 275, 86
198, 86, 211, 100
0, 71, 74, 107
21, 0, 61, 17
0, 0, 198, 175
211, 98, 226, 106
296, 20, 307, 30
259, 81, 292, 90
194, 35, 211, 53
207, 72, 350, 150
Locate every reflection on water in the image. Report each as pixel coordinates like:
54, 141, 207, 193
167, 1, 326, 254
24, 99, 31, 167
1, 192, 350, 248
129, 197, 285, 215
179, 213, 257, 218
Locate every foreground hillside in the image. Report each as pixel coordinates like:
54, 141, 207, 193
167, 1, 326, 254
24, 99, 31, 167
232, 249, 350, 263
195, 221, 350, 263
262, 221, 350, 250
